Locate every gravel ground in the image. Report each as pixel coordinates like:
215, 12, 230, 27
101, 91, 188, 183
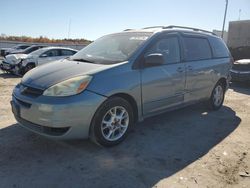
0, 70, 249, 188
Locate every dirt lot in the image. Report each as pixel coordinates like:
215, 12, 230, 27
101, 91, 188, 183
0, 69, 250, 188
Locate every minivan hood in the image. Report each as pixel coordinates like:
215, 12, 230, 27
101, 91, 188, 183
21, 59, 119, 89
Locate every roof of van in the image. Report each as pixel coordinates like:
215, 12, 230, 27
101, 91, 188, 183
123, 25, 219, 37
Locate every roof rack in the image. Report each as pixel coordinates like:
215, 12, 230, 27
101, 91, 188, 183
143, 26, 165, 30
123, 29, 134, 31
164, 25, 216, 35
142, 25, 216, 35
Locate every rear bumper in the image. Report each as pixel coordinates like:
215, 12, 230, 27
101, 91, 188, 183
12, 86, 107, 139
230, 70, 250, 82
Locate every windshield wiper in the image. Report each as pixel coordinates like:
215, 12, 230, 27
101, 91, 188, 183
71, 58, 95, 63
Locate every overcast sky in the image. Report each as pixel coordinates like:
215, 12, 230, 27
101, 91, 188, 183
1, 0, 250, 40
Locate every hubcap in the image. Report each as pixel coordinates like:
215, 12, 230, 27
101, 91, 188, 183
101, 106, 129, 141
213, 85, 224, 107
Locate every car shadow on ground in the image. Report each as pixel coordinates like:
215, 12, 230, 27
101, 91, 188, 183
230, 82, 250, 95
0, 104, 240, 188
0, 72, 21, 79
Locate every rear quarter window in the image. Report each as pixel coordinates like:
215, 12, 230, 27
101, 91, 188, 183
183, 37, 212, 61
61, 50, 76, 56
209, 37, 230, 58
44, 49, 60, 57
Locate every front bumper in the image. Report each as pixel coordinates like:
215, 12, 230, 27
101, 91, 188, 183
230, 70, 250, 82
0, 61, 14, 71
0, 59, 24, 75
12, 85, 107, 139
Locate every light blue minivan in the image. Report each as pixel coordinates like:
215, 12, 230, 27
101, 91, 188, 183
11, 26, 232, 146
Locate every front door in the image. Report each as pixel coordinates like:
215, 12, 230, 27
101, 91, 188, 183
141, 35, 186, 115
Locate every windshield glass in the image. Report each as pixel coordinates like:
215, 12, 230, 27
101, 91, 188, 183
71, 32, 152, 64
23, 46, 36, 54
13, 44, 24, 50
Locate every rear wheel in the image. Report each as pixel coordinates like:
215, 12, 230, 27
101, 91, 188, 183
90, 97, 134, 147
209, 82, 225, 110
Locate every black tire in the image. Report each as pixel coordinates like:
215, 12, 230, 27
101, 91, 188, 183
208, 81, 225, 110
24, 64, 35, 74
90, 97, 134, 147
18, 68, 25, 76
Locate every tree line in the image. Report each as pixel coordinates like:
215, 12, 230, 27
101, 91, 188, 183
0, 35, 91, 44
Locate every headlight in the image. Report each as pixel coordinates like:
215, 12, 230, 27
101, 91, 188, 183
16, 59, 23, 64
43, 75, 92, 97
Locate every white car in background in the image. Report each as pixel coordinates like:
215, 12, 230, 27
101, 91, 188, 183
11, 47, 77, 75
0, 45, 47, 74
1, 44, 31, 56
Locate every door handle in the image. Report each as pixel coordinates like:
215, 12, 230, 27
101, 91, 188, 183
177, 67, 184, 73
187, 65, 193, 71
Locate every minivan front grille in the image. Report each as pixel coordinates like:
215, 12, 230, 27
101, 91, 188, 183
20, 84, 44, 97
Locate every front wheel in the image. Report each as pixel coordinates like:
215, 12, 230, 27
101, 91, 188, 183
90, 97, 134, 147
209, 82, 225, 110
24, 64, 35, 74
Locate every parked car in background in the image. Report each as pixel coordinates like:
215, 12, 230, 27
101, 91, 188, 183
2, 44, 31, 56
1, 47, 10, 56
19, 47, 77, 74
8, 45, 47, 55
0, 45, 48, 74
11, 26, 232, 146
230, 59, 250, 82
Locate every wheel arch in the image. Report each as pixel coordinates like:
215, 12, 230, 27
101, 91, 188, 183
108, 93, 139, 123
26, 62, 36, 67
217, 77, 228, 91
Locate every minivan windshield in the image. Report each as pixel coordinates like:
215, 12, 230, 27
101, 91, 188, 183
71, 32, 152, 64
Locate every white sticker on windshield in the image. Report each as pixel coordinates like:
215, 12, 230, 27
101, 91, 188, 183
129, 36, 148, 41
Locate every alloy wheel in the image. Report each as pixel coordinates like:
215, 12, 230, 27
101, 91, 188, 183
213, 85, 224, 107
101, 106, 129, 141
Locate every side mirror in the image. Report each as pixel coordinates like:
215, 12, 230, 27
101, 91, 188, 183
144, 53, 164, 67
40, 54, 48, 58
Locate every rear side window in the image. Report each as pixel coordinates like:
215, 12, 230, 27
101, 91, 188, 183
209, 37, 229, 58
26, 47, 38, 54
20, 45, 29, 49
183, 37, 212, 61
61, 50, 76, 56
44, 49, 60, 57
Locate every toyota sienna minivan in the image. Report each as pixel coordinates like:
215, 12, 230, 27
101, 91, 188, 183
11, 26, 232, 146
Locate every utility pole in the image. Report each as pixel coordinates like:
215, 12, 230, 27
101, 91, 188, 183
238, 9, 241, 20
221, 0, 228, 39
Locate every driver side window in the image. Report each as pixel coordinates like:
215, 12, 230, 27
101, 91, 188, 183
146, 37, 181, 64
